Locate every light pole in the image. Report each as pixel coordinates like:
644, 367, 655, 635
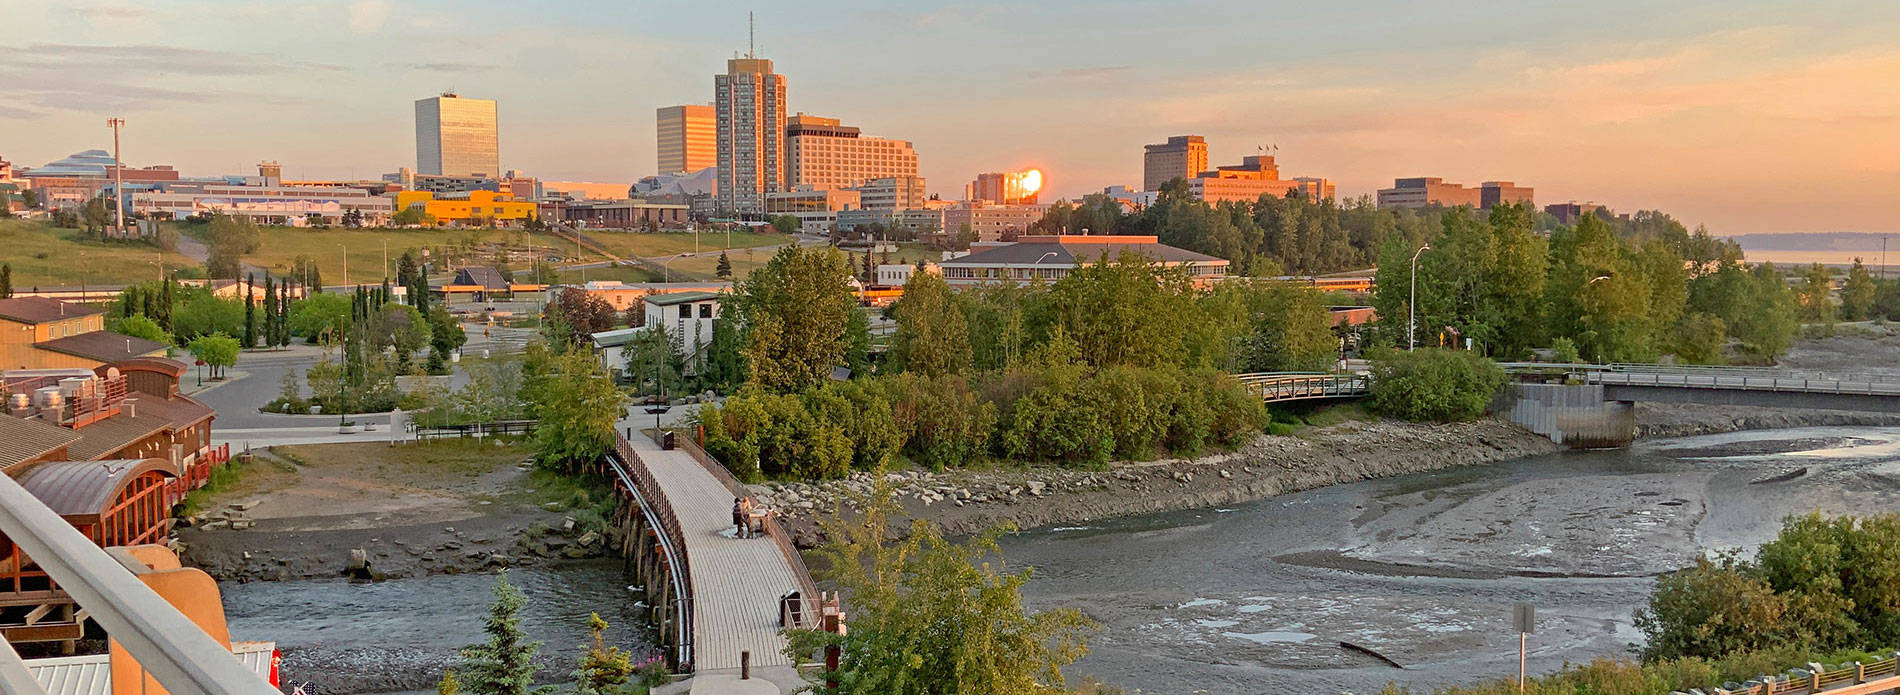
663, 253, 687, 283
339, 243, 348, 290
1027, 250, 1058, 282
1408, 244, 1431, 351
107, 117, 125, 237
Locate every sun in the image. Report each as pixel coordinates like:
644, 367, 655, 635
1017, 168, 1043, 196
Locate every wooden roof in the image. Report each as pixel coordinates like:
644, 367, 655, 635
0, 416, 83, 471
0, 297, 101, 325
15, 459, 176, 522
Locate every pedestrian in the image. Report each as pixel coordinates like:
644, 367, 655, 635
732, 498, 746, 538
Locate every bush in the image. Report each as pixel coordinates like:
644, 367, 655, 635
885, 373, 995, 470
1365, 348, 1506, 422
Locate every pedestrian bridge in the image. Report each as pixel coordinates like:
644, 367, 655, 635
1502, 363, 1900, 413
1233, 372, 1370, 403
604, 429, 834, 691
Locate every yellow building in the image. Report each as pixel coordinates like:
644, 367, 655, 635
0, 298, 168, 370
392, 190, 539, 226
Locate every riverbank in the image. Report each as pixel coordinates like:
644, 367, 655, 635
178, 440, 614, 582
763, 401, 1900, 547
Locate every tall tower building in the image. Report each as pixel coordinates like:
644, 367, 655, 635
1143, 135, 1207, 191
785, 114, 918, 191
715, 58, 787, 214
415, 93, 500, 178
657, 104, 716, 175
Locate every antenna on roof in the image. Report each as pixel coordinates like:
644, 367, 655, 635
748, 11, 756, 59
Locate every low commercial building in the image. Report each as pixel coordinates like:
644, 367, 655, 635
1545, 201, 1609, 225
1184, 155, 1335, 204
0, 298, 167, 371
392, 190, 538, 226
845, 175, 927, 211
133, 182, 394, 225
642, 292, 721, 356
764, 186, 861, 233
941, 202, 1048, 243
938, 235, 1228, 287
554, 200, 691, 229
1377, 177, 1533, 210
543, 181, 632, 201
557, 281, 731, 314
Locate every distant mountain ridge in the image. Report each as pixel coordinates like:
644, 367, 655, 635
1728, 232, 1894, 251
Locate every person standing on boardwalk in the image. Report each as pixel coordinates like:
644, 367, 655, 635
732, 498, 747, 538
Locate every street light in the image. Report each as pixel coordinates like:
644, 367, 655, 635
663, 253, 687, 283
1408, 244, 1431, 351
1027, 251, 1058, 282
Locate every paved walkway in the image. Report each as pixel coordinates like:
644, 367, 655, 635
621, 433, 801, 674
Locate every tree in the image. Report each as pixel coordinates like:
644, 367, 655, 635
369, 303, 432, 369
172, 294, 245, 342
458, 572, 553, 695
729, 246, 860, 392
1842, 259, 1877, 321
1236, 281, 1335, 372
522, 343, 627, 472
187, 333, 240, 379
115, 314, 172, 346
203, 213, 261, 279
427, 308, 467, 374
393, 206, 435, 227
0, 263, 11, 299
288, 293, 353, 342
290, 254, 324, 291
436, 671, 460, 695
1365, 348, 1505, 422
621, 327, 685, 397
80, 196, 113, 236
1798, 263, 1836, 324
243, 275, 258, 349
785, 492, 1094, 695
770, 214, 801, 234
549, 288, 617, 344
571, 613, 637, 695
714, 251, 733, 279
889, 271, 971, 377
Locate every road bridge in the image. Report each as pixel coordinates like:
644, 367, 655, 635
1502, 363, 1900, 413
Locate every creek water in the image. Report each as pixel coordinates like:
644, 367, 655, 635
220, 560, 657, 694
998, 426, 1900, 694
219, 426, 1900, 694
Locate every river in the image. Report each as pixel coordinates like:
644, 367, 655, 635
221, 560, 657, 694
219, 426, 1900, 694
997, 426, 1900, 694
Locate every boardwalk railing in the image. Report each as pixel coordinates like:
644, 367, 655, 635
1671, 650, 1900, 695
606, 434, 694, 669
1233, 372, 1371, 403
674, 433, 824, 630
414, 419, 538, 439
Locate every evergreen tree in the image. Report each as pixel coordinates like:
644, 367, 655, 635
243, 274, 258, 348
571, 613, 636, 695
714, 251, 733, 280
458, 573, 551, 695
263, 275, 277, 348
0, 263, 10, 299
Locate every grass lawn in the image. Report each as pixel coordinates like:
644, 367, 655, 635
559, 263, 664, 285
0, 220, 194, 288
663, 248, 773, 281
180, 224, 611, 284
584, 228, 790, 260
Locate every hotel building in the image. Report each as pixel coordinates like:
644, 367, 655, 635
1143, 135, 1208, 191
784, 114, 919, 191
415, 93, 500, 178
715, 58, 788, 214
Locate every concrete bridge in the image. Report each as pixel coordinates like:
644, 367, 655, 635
605, 430, 835, 694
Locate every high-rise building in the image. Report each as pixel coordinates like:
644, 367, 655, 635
968, 170, 1042, 205
785, 114, 919, 191
1143, 135, 1208, 191
656, 104, 716, 175
715, 58, 787, 214
415, 93, 500, 178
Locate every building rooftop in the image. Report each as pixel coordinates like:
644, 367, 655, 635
452, 266, 510, 290
0, 416, 84, 471
0, 297, 103, 325
589, 327, 651, 349
644, 291, 721, 306
35, 332, 168, 364
945, 235, 1224, 266
23, 149, 114, 178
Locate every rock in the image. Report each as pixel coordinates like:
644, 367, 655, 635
1027, 481, 1046, 496
228, 520, 255, 530
440, 541, 463, 550
1219, 470, 1232, 479
444, 527, 456, 534
241, 551, 252, 562
230, 500, 261, 512
563, 517, 577, 532
577, 531, 601, 547
485, 554, 509, 567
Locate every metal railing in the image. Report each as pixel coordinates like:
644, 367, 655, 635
1232, 372, 1371, 403
1671, 651, 1900, 695
1584, 370, 1900, 396
674, 435, 824, 630
606, 434, 694, 670
413, 419, 538, 439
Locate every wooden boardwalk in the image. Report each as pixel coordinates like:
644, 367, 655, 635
623, 434, 801, 673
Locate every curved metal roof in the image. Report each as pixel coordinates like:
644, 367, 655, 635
24, 150, 114, 178
14, 459, 176, 522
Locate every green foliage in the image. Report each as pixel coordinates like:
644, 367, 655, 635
202, 213, 261, 279
1365, 348, 1505, 422
620, 327, 685, 397
1672, 312, 1728, 365
769, 214, 801, 234
889, 271, 971, 377
1636, 513, 1900, 664
1799, 262, 1836, 324
785, 493, 1095, 695
1235, 281, 1337, 372
172, 293, 244, 342
1843, 259, 1877, 321
457, 572, 553, 695
883, 373, 996, 470
114, 314, 172, 346
186, 333, 240, 377
288, 293, 353, 342
1549, 337, 1581, 364
729, 246, 859, 392
393, 206, 436, 227
714, 251, 732, 280
521, 341, 627, 472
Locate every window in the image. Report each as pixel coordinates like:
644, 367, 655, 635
699, 304, 713, 318
679, 305, 692, 320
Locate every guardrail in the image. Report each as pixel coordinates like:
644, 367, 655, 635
606, 434, 694, 669
1585, 371, 1900, 396
414, 419, 538, 439
1671, 651, 1900, 695
1233, 372, 1371, 403
673, 434, 824, 630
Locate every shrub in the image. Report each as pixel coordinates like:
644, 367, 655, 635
998, 375, 1114, 467
885, 373, 995, 470
1082, 366, 1174, 460
1365, 348, 1506, 422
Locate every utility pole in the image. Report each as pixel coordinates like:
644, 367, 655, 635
340, 243, 348, 290
107, 118, 125, 236
1409, 244, 1431, 351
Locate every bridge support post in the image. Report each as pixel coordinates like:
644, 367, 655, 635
1504, 384, 1635, 448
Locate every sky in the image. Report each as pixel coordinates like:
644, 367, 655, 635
4, 0, 1900, 236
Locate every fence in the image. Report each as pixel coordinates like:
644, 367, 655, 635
1672, 651, 1900, 695
606, 434, 694, 668
413, 419, 538, 439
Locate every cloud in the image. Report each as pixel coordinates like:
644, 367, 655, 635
0, 44, 341, 114
407, 60, 497, 72
1055, 65, 1133, 80
348, 0, 391, 34
66, 4, 150, 20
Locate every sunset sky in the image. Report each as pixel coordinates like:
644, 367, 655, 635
5, 0, 1899, 236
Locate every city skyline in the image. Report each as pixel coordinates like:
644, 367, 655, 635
4, 1, 1899, 234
